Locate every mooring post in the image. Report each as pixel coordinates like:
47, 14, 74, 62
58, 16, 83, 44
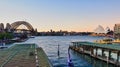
58, 44, 60, 57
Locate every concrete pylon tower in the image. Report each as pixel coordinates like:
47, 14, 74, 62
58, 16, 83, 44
6, 23, 11, 32
0, 23, 4, 32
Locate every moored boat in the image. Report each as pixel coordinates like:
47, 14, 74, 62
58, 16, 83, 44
94, 38, 113, 44
113, 39, 120, 43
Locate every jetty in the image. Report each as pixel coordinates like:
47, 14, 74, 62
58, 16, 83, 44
69, 41, 120, 67
0, 43, 53, 67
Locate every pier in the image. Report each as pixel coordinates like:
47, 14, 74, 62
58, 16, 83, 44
0, 43, 53, 67
69, 42, 120, 67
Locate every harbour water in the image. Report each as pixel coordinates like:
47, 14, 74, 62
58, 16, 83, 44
24, 36, 114, 67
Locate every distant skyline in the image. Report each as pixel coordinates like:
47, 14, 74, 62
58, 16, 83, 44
0, 0, 120, 32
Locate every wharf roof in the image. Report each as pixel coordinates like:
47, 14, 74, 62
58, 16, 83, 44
72, 42, 120, 51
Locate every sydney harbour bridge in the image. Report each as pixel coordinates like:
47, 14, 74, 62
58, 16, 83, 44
0, 21, 37, 35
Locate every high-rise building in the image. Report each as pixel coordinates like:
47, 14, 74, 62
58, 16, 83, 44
114, 24, 120, 39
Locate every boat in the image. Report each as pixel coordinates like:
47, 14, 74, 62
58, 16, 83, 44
0, 46, 7, 49
28, 36, 35, 38
94, 38, 113, 44
113, 39, 120, 43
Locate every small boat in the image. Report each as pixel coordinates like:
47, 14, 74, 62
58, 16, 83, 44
0, 46, 7, 49
29, 36, 35, 38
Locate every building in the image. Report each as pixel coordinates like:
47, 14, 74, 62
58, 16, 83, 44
114, 24, 120, 39
94, 25, 105, 34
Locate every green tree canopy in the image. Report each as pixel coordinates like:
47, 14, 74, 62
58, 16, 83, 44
0, 32, 13, 40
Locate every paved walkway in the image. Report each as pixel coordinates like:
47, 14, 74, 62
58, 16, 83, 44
0, 44, 53, 67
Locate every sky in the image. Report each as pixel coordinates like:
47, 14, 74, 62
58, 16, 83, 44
0, 0, 120, 32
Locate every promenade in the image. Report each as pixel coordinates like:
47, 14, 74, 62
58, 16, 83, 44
0, 44, 53, 67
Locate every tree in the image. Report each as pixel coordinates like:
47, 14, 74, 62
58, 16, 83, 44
0, 32, 13, 40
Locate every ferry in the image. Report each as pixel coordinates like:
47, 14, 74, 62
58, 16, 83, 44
94, 38, 113, 44
113, 39, 120, 43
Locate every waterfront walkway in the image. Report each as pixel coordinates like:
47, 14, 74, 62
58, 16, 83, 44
70, 41, 120, 67
0, 43, 53, 67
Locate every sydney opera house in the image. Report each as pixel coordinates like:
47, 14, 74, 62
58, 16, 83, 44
94, 25, 110, 34
90, 25, 112, 37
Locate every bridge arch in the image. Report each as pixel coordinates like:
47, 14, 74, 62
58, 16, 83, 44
11, 21, 34, 31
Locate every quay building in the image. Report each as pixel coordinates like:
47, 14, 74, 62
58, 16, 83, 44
114, 24, 120, 39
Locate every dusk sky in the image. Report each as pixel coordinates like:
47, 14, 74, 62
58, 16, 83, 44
0, 0, 120, 32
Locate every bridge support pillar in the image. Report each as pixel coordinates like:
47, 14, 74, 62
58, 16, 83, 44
108, 50, 112, 60
102, 49, 105, 57
117, 51, 120, 62
90, 47, 94, 55
95, 48, 98, 57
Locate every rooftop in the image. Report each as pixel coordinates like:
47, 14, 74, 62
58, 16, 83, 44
72, 42, 120, 51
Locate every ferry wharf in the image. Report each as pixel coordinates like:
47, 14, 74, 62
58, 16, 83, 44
69, 42, 120, 67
